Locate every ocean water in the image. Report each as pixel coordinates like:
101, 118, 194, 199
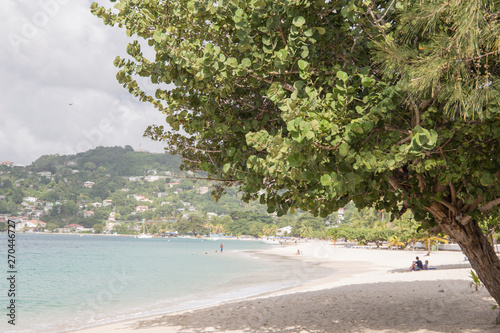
0, 233, 327, 332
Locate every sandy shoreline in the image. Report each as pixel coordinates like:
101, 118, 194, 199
74, 242, 499, 333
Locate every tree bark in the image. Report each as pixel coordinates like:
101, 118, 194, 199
436, 214, 500, 313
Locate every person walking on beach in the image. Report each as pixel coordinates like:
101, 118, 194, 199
220, 243, 223, 253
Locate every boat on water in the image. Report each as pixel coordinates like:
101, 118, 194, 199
258, 238, 282, 245
135, 221, 153, 239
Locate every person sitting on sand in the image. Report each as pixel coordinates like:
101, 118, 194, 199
296, 249, 301, 255
423, 260, 437, 270
410, 256, 424, 271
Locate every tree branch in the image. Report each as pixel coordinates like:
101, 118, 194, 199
313, 141, 343, 151
387, 176, 403, 192
182, 176, 237, 183
478, 197, 500, 213
248, 73, 294, 92
466, 196, 484, 214
411, 99, 421, 127
449, 182, 457, 206
438, 199, 457, 214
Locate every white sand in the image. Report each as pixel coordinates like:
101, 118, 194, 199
74, 242, 499, 333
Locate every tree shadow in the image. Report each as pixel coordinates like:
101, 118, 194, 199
128, 280, 498, 332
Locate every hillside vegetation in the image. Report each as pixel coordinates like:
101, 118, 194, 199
0, 146, 334, 237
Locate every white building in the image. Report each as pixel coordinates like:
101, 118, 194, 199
36, 171, 52, 178
144, 175, 160, 182
84, 211, 95, 218
136, 205, 149, 213
276, 226, 293, 236
198, 186, 210, 194
83, 181, 95, 188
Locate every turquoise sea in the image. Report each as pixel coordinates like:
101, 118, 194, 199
0, 233, 329, 332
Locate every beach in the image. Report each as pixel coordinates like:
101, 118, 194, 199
74, 242, 499, 333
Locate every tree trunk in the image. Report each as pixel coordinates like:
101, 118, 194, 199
437, 215, 500, 310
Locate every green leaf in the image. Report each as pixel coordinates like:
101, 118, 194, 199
241, 58, 251, 68
336, 71, 348, 82
300, 46, 309, 59
292, 16, 306, 27
293, 80, 305, 90
339, 142, 349, 156
361, 76, 375, 87
298, 59, 309, 70
153, 31, 164, 43
316, 27, 326, 34
320, 174, 332, 186
226, 57, 238, 67
480, 172, 495, 186
252, 0, 266, 7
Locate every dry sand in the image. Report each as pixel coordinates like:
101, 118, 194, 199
74, 242, 499, 333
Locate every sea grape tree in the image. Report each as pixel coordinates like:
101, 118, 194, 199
92, 0, 500, 315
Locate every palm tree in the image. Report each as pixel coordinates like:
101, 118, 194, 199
203, 222, 214, 232
387, 236, 405, 250
262, 225, 277, 236
418, 234, 449, 252
298, 225, 313, 238
213, 224, 225, 235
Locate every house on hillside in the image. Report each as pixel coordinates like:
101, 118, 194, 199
16, 220, 46, 231
136, 205, 149, 213
103, 199, 113, 207
30, 210, 43, 218
83, 181, 95, 188
144, 175, 160, 182
128, 176, 142, 182
198, 186, 209, 194
36, 171, 52, 178
105, 222, 121, 231
84, 211, 95, 218
64, 224, 84, 231
276, 226, 293, 236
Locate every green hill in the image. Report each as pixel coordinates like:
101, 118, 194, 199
0, 146, 331, 238
30, 145, 181, 176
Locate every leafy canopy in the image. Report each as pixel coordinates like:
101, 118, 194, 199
91, 0, 500, 228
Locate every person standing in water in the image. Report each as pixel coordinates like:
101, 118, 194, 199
220, 243, 223, 253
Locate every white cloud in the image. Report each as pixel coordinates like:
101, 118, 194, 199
0, 0, 169, 165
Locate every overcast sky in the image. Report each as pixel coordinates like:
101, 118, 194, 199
1, 0, 170, 166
